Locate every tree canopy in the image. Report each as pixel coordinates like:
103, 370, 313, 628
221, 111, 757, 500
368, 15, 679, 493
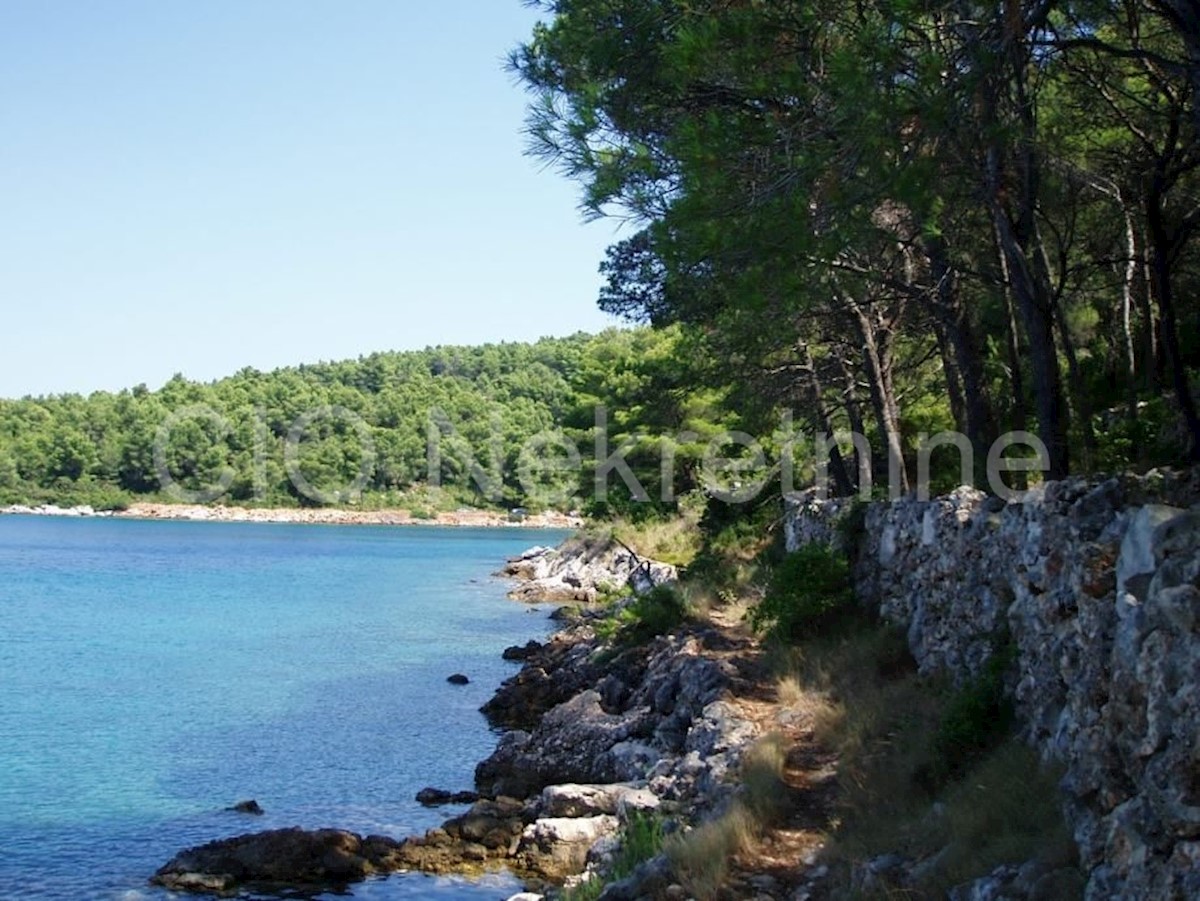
513, 0, 1200, 488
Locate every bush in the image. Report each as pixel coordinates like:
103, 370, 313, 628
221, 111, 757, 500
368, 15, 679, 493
615, 811, 665, 872
749, 543, 855, 641
595, 584, 689, 645
628, 585, 688, 638
923, 649, 1015, 788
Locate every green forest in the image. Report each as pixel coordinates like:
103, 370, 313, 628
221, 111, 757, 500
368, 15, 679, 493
3, 0, 1199, 512
0, 328, 744, 513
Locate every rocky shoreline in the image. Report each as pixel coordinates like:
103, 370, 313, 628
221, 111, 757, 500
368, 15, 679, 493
152, 536, 767, 899
0, 502, 583, 530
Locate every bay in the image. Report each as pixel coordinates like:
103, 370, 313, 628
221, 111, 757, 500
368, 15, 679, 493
0, 516, 566, 901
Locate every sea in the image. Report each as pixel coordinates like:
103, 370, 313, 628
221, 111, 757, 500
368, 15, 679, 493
0, 516, 569, 901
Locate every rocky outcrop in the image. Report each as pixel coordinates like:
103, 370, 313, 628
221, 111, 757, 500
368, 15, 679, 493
481, 627, 608, 730
477, 626, 753, 809
477, 690, 659, 798
151, 828, 408, 893
500, 536, 677, 603
784, 468, 1200, 901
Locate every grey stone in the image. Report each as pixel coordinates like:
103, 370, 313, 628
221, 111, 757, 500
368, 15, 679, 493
784, 469, 1200, 901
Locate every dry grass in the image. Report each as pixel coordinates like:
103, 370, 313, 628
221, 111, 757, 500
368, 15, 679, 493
775, 673, 845, 738
926, 743, 1079, 894
666, 803, 760, 900
610, 505, 704, 567
741, 732, 790, 823
768, 624, 1083, 900
775, 673, 806, 708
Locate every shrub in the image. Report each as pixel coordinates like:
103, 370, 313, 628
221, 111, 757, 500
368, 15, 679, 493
628, 585, 687, 638
923, 649, 1015, 788
595, 585, 688, 646
749, 543, 855, 641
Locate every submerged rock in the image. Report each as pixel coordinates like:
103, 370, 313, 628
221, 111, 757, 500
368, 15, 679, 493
226, 799, 264, 815
416, 787, 480, 807
503, 640, 543, 661
447, 673, 470, 685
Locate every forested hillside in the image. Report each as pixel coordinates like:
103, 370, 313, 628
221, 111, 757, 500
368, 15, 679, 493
0, 328, 737, 512
513, 0, 1200, 491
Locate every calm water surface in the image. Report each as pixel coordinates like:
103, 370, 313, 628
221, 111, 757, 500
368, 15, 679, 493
0, 516, 567, 901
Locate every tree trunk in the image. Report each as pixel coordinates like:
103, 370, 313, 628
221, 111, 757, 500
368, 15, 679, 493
982, 34, 1071, 479
837, 354, 869, 492
1139, 224, 1164, 390
993, 221, 1029, 434
1051, 295, 1098, 470
990, 207, 1071, 478
926, 235, 998, 468
1145, 186, 1200, 461
1119, 195, 1141, 429
933, 316, 968, 436
848, 303, 910, 494
802, 345, 856, 497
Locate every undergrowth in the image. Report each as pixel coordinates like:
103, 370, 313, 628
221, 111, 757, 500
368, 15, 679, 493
749, 543, 855, 641
666, 803, 760, 900
769, 623, 1081, 900
594, 584, 689, 645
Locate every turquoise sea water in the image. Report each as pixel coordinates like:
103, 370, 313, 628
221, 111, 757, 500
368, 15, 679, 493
0, 516, 568, 901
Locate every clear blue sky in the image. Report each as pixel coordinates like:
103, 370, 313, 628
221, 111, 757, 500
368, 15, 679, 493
0, 1, 620, 399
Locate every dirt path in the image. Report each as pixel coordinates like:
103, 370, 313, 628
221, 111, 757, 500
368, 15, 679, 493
707, 605, 839, 900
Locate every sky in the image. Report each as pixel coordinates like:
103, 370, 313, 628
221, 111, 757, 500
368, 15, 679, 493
0, 1, 622, 399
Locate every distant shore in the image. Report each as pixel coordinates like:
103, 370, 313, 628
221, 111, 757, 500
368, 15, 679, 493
0, 501, 584, 530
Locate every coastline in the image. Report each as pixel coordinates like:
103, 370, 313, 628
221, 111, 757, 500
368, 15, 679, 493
0, 501, 584, 530
150, 534, 776, 900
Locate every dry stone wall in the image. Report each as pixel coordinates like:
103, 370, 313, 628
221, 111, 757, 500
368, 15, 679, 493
785, 470, 1200, 901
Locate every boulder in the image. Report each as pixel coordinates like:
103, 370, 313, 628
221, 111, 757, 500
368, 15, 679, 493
540, 783, 660, 819
447, 673, 470, 685
151, 827, 404, 893
516, 815, 620, 880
